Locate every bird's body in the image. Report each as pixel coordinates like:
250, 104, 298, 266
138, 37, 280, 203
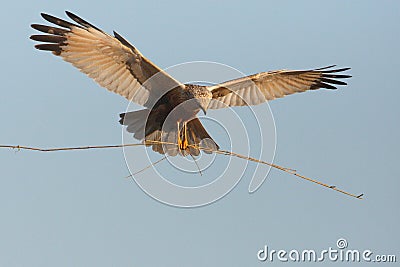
150, 84, 212, 124
119, 84, 216, 156
31, 11, 351, 156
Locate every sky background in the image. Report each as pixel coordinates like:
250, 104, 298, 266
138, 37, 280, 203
0, 0, 399, 266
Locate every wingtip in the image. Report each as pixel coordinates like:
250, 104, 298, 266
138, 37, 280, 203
315, 65, 336, 70
65, 10, 77, 20
40, 13, 56, 21
33, 44, 48, 51
113, 30, 123, 39
64, 11, 102, 31
40, 13, 49, 19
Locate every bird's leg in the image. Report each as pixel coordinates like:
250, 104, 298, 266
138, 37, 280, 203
177, 121, 189, 151
182, 122, 189, 150
177, 121, 182, 149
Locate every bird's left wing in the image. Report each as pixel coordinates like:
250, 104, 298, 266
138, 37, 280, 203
30, 11, 184, 108
207, 65, 351, 109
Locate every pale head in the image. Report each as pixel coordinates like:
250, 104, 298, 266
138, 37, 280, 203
185, 84, 212, 114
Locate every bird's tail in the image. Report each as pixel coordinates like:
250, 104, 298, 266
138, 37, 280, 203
178, 118, 219, 156
145, 118, 219, 156
120, 111, 219, 156
119, 109, 151, 140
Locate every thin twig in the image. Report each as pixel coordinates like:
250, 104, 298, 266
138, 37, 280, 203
127, 156, 168, 177
0, 141, 363, 199
189, 153, 203, 176
0, 143, 143, 152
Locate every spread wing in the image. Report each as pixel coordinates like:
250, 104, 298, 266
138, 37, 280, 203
30, 11, 184, 108
207, 65, 351, 109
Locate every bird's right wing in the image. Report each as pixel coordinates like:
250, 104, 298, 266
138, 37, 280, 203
207, 65, 351, 109
30, 11, 184, 108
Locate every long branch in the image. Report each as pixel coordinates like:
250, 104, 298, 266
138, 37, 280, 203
0, 142, 363, 199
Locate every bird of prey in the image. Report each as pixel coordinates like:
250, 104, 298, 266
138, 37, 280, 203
30, 11, 351, 156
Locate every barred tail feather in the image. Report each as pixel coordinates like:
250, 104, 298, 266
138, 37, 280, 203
119, 109, 151, 140
120, 110, 219, 156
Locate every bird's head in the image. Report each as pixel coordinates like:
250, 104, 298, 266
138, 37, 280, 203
186, 85, 212, 115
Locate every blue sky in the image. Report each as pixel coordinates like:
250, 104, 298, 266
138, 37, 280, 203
0, 0, 399, 266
